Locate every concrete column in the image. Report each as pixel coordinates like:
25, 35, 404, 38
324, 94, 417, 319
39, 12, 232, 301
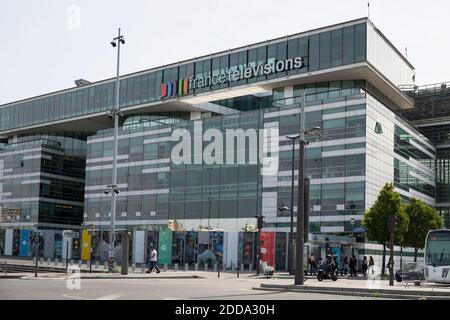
190, 112, 202, 120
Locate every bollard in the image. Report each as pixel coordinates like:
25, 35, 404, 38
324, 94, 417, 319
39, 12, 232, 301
132, 263, 136, 272
232, 262, 235, 272
54, 259, 59, 267
47, 258, 51, 266
249, 264, 253, 272
39, 257, 44, 265
195, 263, 198, 271
113, 261, 117, 271
213, 263, 217, 272
104, 262, 108, 271
241, 264, 244, 273
174, 263, 178, 272
204, 264, 208, 272
4, 262, 7, 276
70, 259, 74, 265
78, 260, 82, 269
185, 263, 189, 272
95, 261, 99, 270
33, 257, 37, 265
141, 263, 146, 273
164, 264, 168, 272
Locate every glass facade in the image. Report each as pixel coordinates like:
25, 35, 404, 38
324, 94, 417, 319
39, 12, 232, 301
0, 23, 367, 132
0, 137, 86, 228
83, 81, 368, 233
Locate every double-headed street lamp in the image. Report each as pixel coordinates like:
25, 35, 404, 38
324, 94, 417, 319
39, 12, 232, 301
294, 92, 322, 285
105, 28, 125, 273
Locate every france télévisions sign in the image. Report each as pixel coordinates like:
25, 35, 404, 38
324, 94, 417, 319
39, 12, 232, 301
161, 57, 305, 98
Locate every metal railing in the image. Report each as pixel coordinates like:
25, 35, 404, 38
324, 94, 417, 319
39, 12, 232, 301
399, 82, 450, 96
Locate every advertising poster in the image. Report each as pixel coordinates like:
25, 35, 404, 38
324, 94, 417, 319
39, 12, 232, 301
133, 230, 145, 264
81, 229, 91, 261
4, 229, 13, 256
158, 229, 172, 265
260, 232, 275, 267
19, 229, 29, 257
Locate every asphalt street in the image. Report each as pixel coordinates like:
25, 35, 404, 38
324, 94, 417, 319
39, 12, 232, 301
0, 277, 382, 300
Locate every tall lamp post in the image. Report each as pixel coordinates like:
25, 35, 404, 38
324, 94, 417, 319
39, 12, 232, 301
286, 134, 300, 275
295, 92, 322, 285
105, 28, 125, 273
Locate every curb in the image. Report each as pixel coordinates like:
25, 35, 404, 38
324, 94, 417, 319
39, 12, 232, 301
254, 283, 450, 300
20, 275, 205, 280
253, 286, 450, 300
0, 275, 25, 279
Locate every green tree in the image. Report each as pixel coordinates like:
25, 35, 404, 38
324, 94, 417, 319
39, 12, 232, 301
362, 183, 409, 275
404, 198, 442, 262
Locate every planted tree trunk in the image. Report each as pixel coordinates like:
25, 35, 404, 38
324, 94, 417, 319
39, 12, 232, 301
382, 243, 386, 276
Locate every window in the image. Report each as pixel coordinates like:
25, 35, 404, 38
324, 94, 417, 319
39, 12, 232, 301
319, 31, 331, 69
309, 34, 320, 71
331, 29, 343, 67
354, 23, 367, 62
343, 26, 355, 65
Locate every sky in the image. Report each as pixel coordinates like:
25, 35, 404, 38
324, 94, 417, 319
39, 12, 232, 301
1, 0, 449, 105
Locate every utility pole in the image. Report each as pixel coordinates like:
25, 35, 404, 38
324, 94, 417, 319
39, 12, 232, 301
286, 135, 300, 275
295, 93, 307, 286
107, 28, 125, 273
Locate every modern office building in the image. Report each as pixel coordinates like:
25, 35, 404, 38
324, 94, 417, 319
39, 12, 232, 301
0, 18, 446, 270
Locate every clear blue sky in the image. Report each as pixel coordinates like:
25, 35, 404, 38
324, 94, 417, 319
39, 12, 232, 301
1, 0, 449, 105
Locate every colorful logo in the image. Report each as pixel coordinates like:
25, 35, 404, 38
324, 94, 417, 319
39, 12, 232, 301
161, 78, 190, 98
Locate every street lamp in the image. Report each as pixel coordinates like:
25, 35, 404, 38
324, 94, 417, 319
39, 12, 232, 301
295, 91, 322, 286
106, 28, 125, 273
286, 134, 299, 275
278, 204, 292, 274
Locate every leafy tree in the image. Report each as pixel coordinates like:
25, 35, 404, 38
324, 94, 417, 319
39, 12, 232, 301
362, 183, 409, 275
404, 198, 442, 262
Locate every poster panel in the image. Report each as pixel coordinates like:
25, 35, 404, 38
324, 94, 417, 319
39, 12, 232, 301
158, 229, 172, 265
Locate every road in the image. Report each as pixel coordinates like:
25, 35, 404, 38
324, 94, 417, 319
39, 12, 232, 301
0, 277, 383, 300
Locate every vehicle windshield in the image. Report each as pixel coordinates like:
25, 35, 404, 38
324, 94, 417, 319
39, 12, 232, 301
425, 232, 450, 267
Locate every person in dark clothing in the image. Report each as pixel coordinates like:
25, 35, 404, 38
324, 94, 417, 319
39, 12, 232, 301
368, 256, 375, 275
349, 255, 357, 277
341, 255, 348, 276
362, 256, 368, 277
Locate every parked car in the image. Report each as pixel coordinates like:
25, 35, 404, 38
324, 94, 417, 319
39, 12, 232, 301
395, 262, 425, 282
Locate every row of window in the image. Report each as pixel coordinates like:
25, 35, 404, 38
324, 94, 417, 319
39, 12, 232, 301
0, 23, 367, 132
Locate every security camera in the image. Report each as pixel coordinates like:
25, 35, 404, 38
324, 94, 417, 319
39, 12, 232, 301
104, 189, 110, 195
107, 112, 113, 120
118, 112, 124, 117
120, 39, 125, 45
113, 189, 120, 195
111, 41, 116, 47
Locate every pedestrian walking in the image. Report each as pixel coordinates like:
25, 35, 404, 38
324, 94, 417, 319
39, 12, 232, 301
309, 253, 317, 275
368, 256, 375, 275
362, 256, 368, 277
349, 255, 357, 277
146, 246, 161, 274
341, 255, 348, 276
